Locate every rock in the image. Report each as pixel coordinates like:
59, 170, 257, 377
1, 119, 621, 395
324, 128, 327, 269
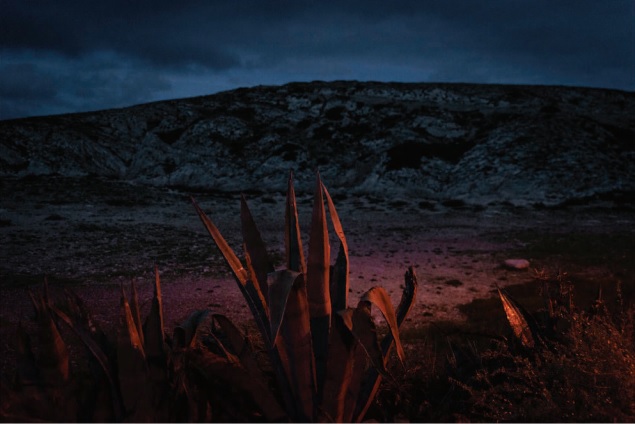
503, 258, 530, 270
1, 81, 633, 206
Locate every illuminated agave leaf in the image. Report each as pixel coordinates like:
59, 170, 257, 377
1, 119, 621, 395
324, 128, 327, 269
278, 273, 316, 421
268, 270, 300, 346
192, 171, 417, 422
241, 195, 274, 304
498, 289, 535, 349
242, 247, 271, 341
360, 286, 405, 364
354, 267, 418, 422
129, 280, 144, 348
143, 266, 165, 362
320, 313, 356, 422
191, 197, 248, 285
49, 304, 123, 421
285, 171, 306, 274
323, 183, 349, 312
353, 302, 387, 375
306, 173, 331, 396
117, 286, 149, 413
307, 172, 331, 319
212, 314, 266, 379
192, 197, 271, 344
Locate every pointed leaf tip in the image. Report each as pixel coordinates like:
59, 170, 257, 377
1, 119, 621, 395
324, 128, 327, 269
498, 289, 535, 349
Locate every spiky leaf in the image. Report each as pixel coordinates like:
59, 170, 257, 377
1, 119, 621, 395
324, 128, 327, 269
498, 289, 536, 348
192, 197, 248, 284
143, 266, 166, 361
49, 304, 123, 421
129, 280, 144, 348
323, 183, 349, 312
307, 173, 331, 398
354, 267, 418, 422
285, 171, 306, 274
320, 313, 356, 422
360, 286, 405, 364
117, 287, 149, 415
268, 269, 300, 345
241, 195, 274, 304
277, 272, 316, 421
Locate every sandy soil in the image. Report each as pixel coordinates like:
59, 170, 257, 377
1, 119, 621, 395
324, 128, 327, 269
1, 176, 634, 374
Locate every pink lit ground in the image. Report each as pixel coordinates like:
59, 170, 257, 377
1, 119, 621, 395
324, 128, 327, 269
1, 179, 634, 374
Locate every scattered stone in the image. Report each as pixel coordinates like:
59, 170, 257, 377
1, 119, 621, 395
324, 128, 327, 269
503, 258, 530, 270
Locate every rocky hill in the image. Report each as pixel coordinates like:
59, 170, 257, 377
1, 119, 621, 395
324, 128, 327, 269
1, 81, 634, 206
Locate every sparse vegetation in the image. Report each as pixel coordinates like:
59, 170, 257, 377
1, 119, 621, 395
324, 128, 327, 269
1, 172, 418, 422
1, 174, 633, 422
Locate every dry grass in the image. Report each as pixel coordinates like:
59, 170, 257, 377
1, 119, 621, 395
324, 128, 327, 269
369, 271, 635, 422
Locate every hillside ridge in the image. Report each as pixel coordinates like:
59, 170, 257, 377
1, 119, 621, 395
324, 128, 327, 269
1, 81, 634, 206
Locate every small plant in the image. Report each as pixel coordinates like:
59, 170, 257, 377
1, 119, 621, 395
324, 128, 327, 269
190, 171, 417, 422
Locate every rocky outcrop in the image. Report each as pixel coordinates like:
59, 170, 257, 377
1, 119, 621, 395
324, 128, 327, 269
1, 81, 634, 206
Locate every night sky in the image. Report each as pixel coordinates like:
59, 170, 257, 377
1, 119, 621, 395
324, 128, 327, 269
1, 0, 633, 120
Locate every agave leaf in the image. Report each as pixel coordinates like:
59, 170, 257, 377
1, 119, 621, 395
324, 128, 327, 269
117, 286, 150, 415
339, 303, 386, 376
343, 323, 369, 422
211, 314, 248, 358
276, 272, 316, 421
360, 286, 405, 364
49, 304, 124, 421
354, 267, 418, 422
498, 289, 536, 348
319, 313, 356, 422
34, 291, 70, 385
307, 172, 331, 318
192, 196, 249, 285
339, 303, 387, 422
307, 173, 331, 398
241, 195, 274, 304
285, 171, 306, 274
268, 269, 301, 346
186, 348, 287, 422
323, 183, 349, 312
143, 266, 166, 362
193, 197, 272, 345
129, 280, 144, 348
189, 311, 242, 364
61, 289, 112, 361
393, 267, 418, 328
243, 247, 272, 341
173, 310, 208, 349
351, 301, 387, 375
212, 314, 263, 377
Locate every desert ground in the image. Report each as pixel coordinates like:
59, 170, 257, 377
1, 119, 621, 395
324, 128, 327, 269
1, 176, 634, 374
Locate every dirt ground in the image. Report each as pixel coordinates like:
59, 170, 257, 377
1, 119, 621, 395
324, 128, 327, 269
1, 176, 634, 374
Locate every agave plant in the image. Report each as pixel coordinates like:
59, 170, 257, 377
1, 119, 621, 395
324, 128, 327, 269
2, 171, 417, 422
190, 171, 418, 422
0, 271, 171, 422
2, 270, 287, 422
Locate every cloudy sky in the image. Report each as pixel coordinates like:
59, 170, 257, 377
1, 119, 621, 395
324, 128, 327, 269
1, 0, 633, 120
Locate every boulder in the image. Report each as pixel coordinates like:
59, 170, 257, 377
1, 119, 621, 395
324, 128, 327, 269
503, 258, 530, 270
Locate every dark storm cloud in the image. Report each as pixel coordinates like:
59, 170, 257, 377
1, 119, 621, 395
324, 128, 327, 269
1, 0, 633, 120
